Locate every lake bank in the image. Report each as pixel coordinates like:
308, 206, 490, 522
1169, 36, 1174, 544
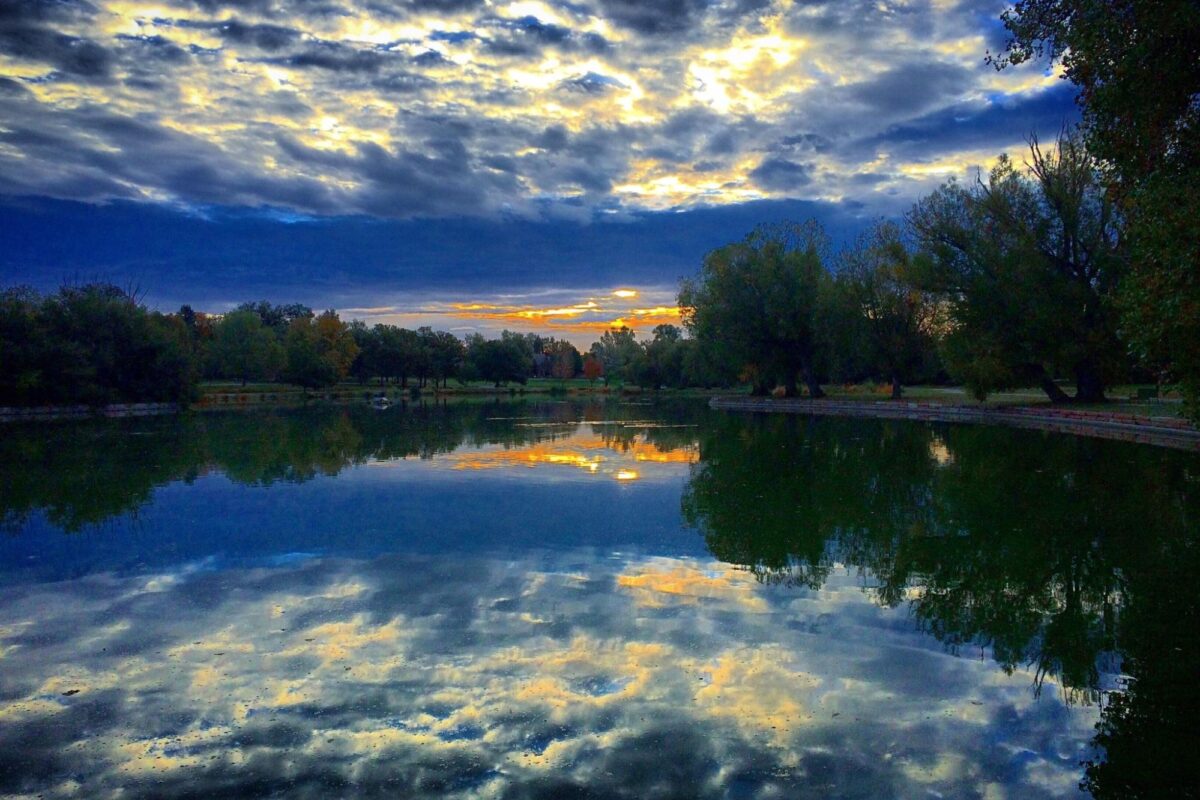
710, 396, 1200, 451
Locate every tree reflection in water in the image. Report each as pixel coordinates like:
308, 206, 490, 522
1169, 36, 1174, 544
682, 412, 1200, 798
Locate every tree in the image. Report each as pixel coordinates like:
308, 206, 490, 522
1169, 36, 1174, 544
841, 222, 940, 399
679, 221, 830, 397
633, 324, 688, 390
992, 0, 1200, 418
546, 339, 581, 381
314, 311, 358, 380
0, 283, 198, 406
208, 310, 285, 385
281, 312, 358, 390
0, 287, 45, 405
347, 321, 377, 385
423, 328, 464, 389
582, 353, 603, 385
907, 134, 1124, 402
371, 325, 422, 387
282, 318, 337, 390
589, 326, 640, 387
235, 300, 314, 335
466, 336, 530, 387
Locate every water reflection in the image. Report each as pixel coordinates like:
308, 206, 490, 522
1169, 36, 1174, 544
0, 401, 1197, 798
0, 552, 1097, 799
0, 400, 705, 533
683, 412, 1200, 798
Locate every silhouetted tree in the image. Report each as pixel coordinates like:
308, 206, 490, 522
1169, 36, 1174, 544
679, 221, 831, 397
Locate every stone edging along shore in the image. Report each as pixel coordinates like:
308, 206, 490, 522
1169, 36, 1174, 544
709, 396, 1200, 452
0, 402, 182, 422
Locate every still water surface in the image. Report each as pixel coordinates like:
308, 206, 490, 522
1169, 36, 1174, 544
0, 400, 1196, 798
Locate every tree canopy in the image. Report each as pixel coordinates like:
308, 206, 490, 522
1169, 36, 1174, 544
679, 222, 831, 397
907, 134, 1124, 401
993, 0, 1200, 416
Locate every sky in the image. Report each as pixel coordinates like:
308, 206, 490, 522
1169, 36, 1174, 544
0, 0, 1076, 343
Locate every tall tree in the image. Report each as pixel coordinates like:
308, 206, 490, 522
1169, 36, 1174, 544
423, 328, 464, 389
466, 336, 530, 387
992, 0, 1200, 417
208, 310, 285, 386
1, 284, 197, 406
907, 134, 1124, 402
679, 221, 830, 397
546, 339, 582, 381
840, 222, 940, 399
314, 311, 359, 380
235, 301, 314, 335
281, 312, 358, 390
589, 327, 640, 387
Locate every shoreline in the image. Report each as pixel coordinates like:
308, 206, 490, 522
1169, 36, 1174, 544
0, 402, 183, 422
709, 396, 1200, 451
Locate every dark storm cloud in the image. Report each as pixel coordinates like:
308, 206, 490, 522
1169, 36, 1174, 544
0, 76, 31, 95
848, 60, 973, 116
169, 18, 302, 51
173, 0, 349, 16
114, 34, 191, 63
783, 0, 934, 40
590, 0, 708, 34
856, 83, 1080, 161
0, 98, 339, 211
0, 195, 871, 305
0, 0, 1085, 246
0, 25, 114, 80
749, 157, 813, 191
589, 0, 768, 35
274, 135, 520, 217
360, 0, 488, 15
261, 40, 389, 72
479, 14, 609, 56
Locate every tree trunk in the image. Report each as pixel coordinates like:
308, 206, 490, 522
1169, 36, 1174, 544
802, 365, 825, 399
782, 373, 799, 398
750, 380, 771, 397
1073, 362, 1106, 403
1038, 372, 1071, 404
890, 374, 903, 400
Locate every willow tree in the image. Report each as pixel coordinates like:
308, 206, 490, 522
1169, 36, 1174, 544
679, 221, 830, 397
840, 221, 941, 399
992, 0, 1200, 417
907, 133, 1124, 402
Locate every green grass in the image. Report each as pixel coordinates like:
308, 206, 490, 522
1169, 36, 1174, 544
197, 380, 1187, 419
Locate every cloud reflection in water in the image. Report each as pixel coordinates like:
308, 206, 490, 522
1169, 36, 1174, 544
0, 551, 1094, 799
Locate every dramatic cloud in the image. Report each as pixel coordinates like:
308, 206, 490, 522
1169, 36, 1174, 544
0, 0, 1072, 224
0, 0, 1079, 318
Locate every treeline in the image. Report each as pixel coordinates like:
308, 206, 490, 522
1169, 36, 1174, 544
0, 286, 732, 407
0, 284, 196, 406
680, 133, 1137, 403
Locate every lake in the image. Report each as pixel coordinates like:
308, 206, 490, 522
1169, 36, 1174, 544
1, 399, 1196, 799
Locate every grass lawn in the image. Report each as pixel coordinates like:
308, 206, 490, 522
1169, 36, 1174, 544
197, 380, 1186, 419
820, 382, 1186, 418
